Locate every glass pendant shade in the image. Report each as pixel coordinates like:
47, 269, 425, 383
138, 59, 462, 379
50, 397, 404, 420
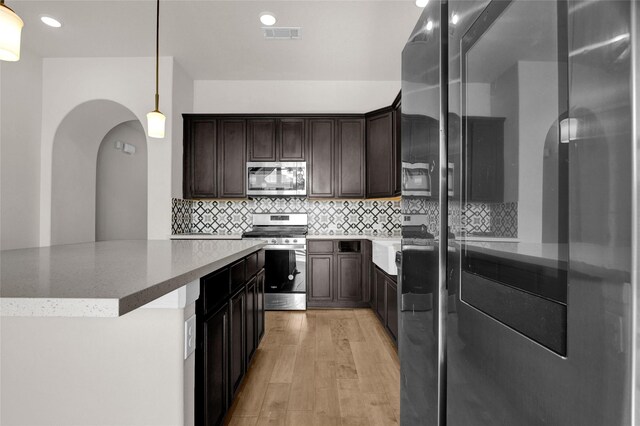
147, 110, 166, 139
0, 3, 23, 62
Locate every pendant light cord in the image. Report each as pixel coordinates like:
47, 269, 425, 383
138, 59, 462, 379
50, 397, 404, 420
154, 0, 160, 112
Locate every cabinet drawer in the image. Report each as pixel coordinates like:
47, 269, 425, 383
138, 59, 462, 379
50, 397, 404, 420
308, 240, 335, 254
230, 259, 246, 292
337, 240, 361, 253
202, 268, 230, 314
245, 252, 258, 278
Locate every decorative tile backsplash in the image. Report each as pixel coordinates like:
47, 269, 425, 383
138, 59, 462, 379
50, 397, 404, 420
172, 198, 402, 236
172, 197, 517, 238
401, 198, 518, 238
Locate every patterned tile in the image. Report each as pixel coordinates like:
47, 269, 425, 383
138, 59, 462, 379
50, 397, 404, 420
171, 197, 402, 237
171, 197, 516, 239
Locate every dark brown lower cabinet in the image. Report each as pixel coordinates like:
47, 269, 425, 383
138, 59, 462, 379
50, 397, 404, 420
201, 302, 228, 426
229, 287, 245, 399
196, 249, 265, 426
337, 254, 362, 302
386, 278, 398, 342
308, 254, 334, 303
375, 267, 386, 320
372, 265, 398, 345
246, 277, 257, 365
307, 240, 369, 308
257, 270, 265, 342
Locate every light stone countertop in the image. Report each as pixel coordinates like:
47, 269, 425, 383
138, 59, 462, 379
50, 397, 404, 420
170, 234, 401, 241
0, 240, 265, 317
170, 234, 243, 240
306, 235, 401, 241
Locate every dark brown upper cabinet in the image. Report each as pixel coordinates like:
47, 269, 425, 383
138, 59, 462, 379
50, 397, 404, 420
279, 118, 306, 161
218, 119, 247, 198
308, 118, 335, 198
366, 108, 396, 198
336, 118, 365, 198
183, 119, 218, 199
247, 119, 277, 161
247, 118, 306, 162
392, 95, 402, 196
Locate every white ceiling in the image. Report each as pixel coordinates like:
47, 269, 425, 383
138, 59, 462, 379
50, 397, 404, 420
13, 1, 424, 80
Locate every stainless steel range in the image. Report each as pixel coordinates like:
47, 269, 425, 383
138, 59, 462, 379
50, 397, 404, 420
242, 213, 307, 310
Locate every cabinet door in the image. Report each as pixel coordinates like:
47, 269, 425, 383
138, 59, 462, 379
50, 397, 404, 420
245, 277, 257, 365
336, 119, 365, 198
248, 119, 277, 161
366, 111, 394, 198
362, 240, 372, 305
308, 119, 335, 198
202, 303, 228, 426
385, 278, 398, 342
337, 254, 363, 303
279, 118, 306, 161
375, 267, 386, 321
308, 254, 334, 303
185, 119, 217, 198
229, 288, 245, 399
218, 119, 247, 198
256, 270, 265, 343
393, 104, 402, 196
467, 117, 505, 202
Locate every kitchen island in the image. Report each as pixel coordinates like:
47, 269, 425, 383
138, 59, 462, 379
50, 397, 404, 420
0, 239, 265, 426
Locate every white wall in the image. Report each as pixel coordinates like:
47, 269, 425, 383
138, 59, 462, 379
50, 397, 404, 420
517, 61, 559, 242
194, 80, 400, 113
172, 62, 194, 199
0, 48, 42, 250
491, 63, 519, 203
96, 121, 148, 241
41, 57, 176, 245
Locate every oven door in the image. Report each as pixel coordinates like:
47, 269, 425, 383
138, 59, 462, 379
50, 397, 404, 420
246, 162, 307, 196
263, 245, 307, 310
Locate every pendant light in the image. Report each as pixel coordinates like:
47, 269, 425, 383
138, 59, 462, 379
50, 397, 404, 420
147, 0, 165, 139
0, 0, 24, 62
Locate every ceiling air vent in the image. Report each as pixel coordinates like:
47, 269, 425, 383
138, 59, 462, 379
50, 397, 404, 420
263, 27, 302, 40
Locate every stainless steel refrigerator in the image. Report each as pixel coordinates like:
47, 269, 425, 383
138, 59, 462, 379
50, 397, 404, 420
399, 0, 639, 424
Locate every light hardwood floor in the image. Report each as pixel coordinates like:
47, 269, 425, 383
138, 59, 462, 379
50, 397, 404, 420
225, 309, 400, 426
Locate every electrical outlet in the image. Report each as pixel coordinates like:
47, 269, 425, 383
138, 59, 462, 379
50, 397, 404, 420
184, 315, 196, 359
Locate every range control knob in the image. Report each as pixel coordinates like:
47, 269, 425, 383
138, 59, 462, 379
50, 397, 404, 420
285, 239, 290, 243
293, 239, 298, 243
270, 239, 277, 244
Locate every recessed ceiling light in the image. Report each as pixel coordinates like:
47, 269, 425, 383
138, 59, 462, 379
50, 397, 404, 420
40, 16, 62, 28
415, 0, 429, 8
451, 13, 459, 25
259, 12, 277, 26
426, 20, 433, 31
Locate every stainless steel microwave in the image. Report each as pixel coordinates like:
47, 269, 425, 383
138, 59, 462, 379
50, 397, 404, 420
246, 162, 307, 196
402, 162, 432, 196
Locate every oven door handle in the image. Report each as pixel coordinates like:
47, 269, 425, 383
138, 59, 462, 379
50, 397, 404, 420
264, 245, 307, 251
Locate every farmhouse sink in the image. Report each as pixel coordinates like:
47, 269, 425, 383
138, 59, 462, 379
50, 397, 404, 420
372, 240, 401, 276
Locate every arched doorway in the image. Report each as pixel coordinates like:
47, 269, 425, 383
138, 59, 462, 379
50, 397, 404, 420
50, 100, 147, 245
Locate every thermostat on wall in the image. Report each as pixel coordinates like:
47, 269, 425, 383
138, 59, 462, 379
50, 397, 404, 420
123, 143, 136, 155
